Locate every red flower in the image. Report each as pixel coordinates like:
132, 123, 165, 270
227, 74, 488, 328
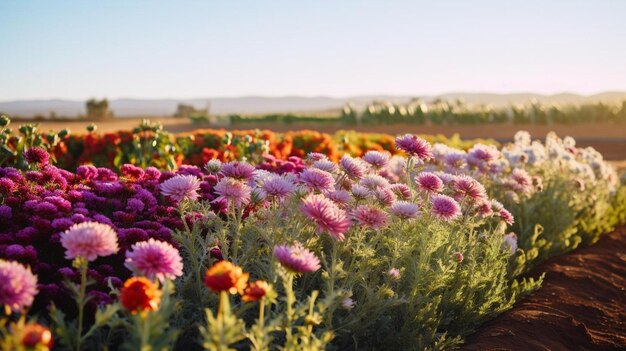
120, 277, 161, 314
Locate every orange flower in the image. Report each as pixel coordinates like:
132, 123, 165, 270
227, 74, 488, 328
242, 280, 271, 302
119, 277, 161, 314
21, 323, 53, 349
204, 261, 249, 295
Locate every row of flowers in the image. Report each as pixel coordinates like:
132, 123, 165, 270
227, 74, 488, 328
0, 130, 624, 350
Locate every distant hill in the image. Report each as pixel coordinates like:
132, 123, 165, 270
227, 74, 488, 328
1, 92, 625, 118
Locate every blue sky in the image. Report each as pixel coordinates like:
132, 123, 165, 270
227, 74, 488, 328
1, 0, 625, 100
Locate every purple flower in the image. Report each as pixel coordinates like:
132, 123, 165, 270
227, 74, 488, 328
0, 259, 38, 312
160, 174, 201, 202
76, 165, 99, 181
260, 174, 296, 200
388, 268, 401, 280
273, 243, 321, 273
213, 177, 251, 208
499, 208, 515, 225
221, 161, 256, 181
430, 194, 461, 221
339, 155, 366, 179
0, 178, 16, 194
299, 168, 335, 193
415, 172, 444, 193
362, 151, 390, 169
23, 147, 49, 165
125, 238, 183, 282
395, 134, 432, 159
300, 194, 351, 241
0, 205, 12, 220
390, 201, 420, 219
312, 159, 338, 173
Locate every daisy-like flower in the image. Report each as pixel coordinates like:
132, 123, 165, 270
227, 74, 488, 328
498, 208, 515, 225
430, 194, 461, 221
0, 260, 38, 312
61, 222, 119, 261
299, 168, 335, 193
23, 147, 50, 165
362, 151, 390, 169
351, 184, 371, 200
324, 190, 352, 207
306, 152, 328, 162
375, 187, 396, 207
300, 194, 351, 241
120, 277, 162, 314
204, 261, 249, 294
389, 183, 412, 199
452, 175, 487, 202
220, 161, 256, 181
339, 155, 366, 179
351, 205, 388, 229
125, 239, 183, 282
501, 232, 518, 253
213, 177, 251, 207
273, 243, 321, 273
313, 159, 338, 173
261, 174, 296, 200
415, 172, 444, 193
160, 174, 201, 202
395, 134, 432, 159
390, 201, 420, 219
360, 174, 391, 190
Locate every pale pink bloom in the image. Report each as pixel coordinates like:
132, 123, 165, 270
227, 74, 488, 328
220, 161, 256, 181
261, 174, 296, 200
498, 208, 515, 225
452, 175, 487, 202
509, 168, 533, 194
306, 152, 328, 162
61, 222, 119, 261
300, 194, 351, 241
339, 155, 366, 179
467, 144, 499, 163
0, 260, 38, 312
274, 242, 321, 273
476, 200, 494, 218
501, 232, 518, 253
351, 184, 371, 199
362, 151, 390, 169
299, 168, 335, 193
375, 187, 396, 207
325, 190, 352, 207
395, 134, 432, 159
160, 174, 201, 202
430, 194, 461, 221
415, 172, 444, 193
351, 205, 388, 229
387, 267, 401, 280
341, 297, 355, 310
443, 152, 466, 169
389, 183, 412, 199
312, 159, 338, 173
433, 171, 456, 185
213, 178, 251, 207
390, 201, 420, 219
125, 238, 183, 282
453, 251, 464, 263
360, 174, 390, 190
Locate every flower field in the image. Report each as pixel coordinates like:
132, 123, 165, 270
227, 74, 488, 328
0, 116, 625, 350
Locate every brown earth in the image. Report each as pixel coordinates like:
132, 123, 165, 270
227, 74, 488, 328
460, 226, 626, 351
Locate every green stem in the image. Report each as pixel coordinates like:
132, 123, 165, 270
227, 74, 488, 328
76, 260, 88, 351
284, 274, 295, 339
140, 313, 151, 350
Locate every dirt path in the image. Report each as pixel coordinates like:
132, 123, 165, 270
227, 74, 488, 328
461, 226, 626, 351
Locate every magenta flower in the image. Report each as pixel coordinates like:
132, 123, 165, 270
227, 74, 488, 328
499, 208, 515, 225
160, 174, 201, 202
389, 183, 412, 199
351, 205, 388, 229
452, 175, 487, 202
324, 190, 352, 207
362, 151, 390, 169
61, 222, 119, 261
300, 194, 351, 241
299, 168, 335, 193
213, 177, 251, 207
339, 155, 366, 179
0, 260, 38, 312
415, 172, 444, 193
125, 238, 183, 282
273, 243, 321, 273
395, 134, 432, 159
23, 147, 49, 165
375, 187, 396, 207
430, 194, 461, 221
390, 201, 420, 219
220, 161, 256, 181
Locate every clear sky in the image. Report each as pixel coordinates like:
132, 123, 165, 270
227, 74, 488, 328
1, 0, 625, 100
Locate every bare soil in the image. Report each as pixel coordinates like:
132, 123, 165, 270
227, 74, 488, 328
460, 226, 626, 351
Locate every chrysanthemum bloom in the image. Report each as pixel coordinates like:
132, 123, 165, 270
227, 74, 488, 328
0, 260, 38, 312
340, 297, 355, 310
261, 174, 296, 200
390, 201, 420, 219
415, 172, 444, 193
273, 243, 321, 273
453, 251, 464, 263
220, 161, 256, 181
395, 134, 432, 159
389, 184, 411, 199
476, 200, 494, 218
213, 177, 251, 207
509, 168, 533, 194
299, 168, 335, 193
452, 175, 487, 202
242, 280, 271, 302
498, 208, 515, 225
300, 194, 351, 241
362, 151, 390, 169
306, 152, 328, 162
204, 261, 249, 295
387, 268, 401, 280
359, 174, 390, 190
443, 151, 467, 169
125, 239, 183, 282
351, 205, 388, 229
501, 233, 518, 253
375, 187, 396, 207
324, 190, 352, 207
205, 159, 222, 173
430, 194, 461, 221
23, 147, 50, 165
61, 222, 119, 261
351, 184, 371, 200
120, 277, 161, 314
20, 323, 53, 349
160, 174, 201, 202
0, 178, 16, 194
467, 144, 499, 165
313, 159, 338, 173
339, 155, 365, 179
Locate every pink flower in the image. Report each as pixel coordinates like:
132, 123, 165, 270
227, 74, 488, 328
213, 178, 251, 207
125, 239, 183, 282
23, 147, 49, 165
375, 187, 396, 207
360, 174, 390, 190
415, 172, 444, 193
61, 222, 119, 261
362, 151, 390, 169
324, 190, 352, 207
300, 194, 351, 241
501, 233, 518, 253
453, 251, 464, 263
387, 268, 401, 280
0, 260, 38, 312
452, 175, 487, 202
390, 201, 420, 219
312, 160, 338, 173
261, 174, 296, 200
306, 152, 328, 162
339, 155, 366, 179
395, 134, 432, 159
351, 184, 371, 199
351, 205, 388, 229
430, 194, 461, 221
160, 174, 201, 202
476, 200, 494, 218
389, 183, 412, 199
299, 168, 335, 193
498, 208, 515, 225
509, 168, 532, 194
274, 243, 321, 273
220, 161, 256, 181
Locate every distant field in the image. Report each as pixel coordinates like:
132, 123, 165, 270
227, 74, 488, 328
30, 118, 626, 160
